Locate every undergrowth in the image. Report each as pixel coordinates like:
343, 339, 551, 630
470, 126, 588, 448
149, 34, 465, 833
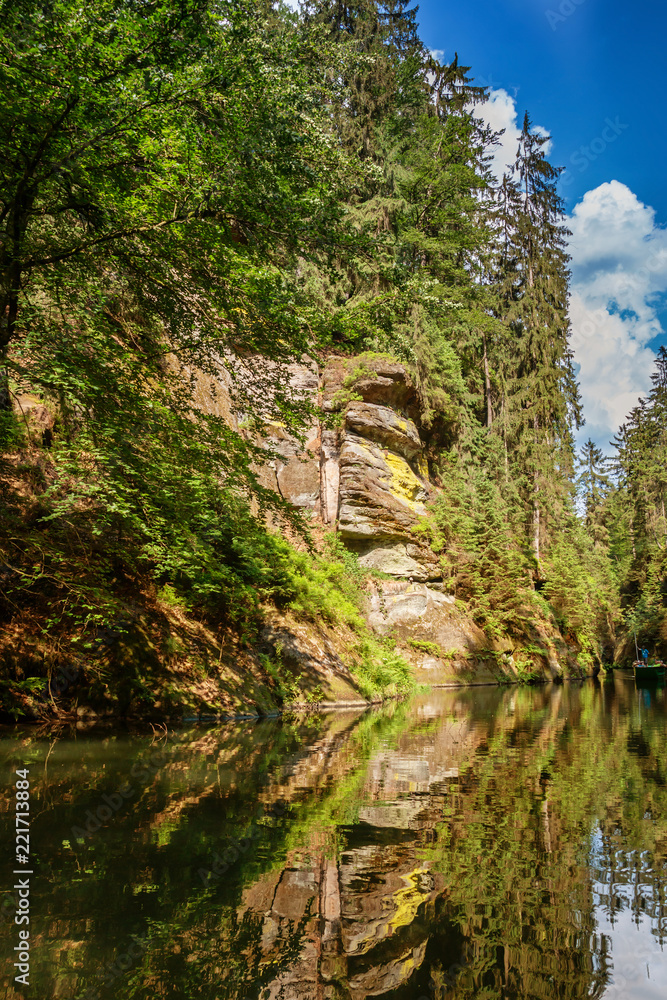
1, 439, 412, 704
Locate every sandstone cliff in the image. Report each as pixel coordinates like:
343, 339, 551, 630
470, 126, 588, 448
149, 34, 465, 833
250, 353, 584, 693
258, 354, 439, 580
0, 352, 586, 724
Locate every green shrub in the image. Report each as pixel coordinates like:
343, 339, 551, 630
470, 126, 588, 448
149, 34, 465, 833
351, 637, 413, 700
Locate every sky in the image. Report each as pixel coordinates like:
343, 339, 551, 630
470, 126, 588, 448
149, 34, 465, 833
415, 0, 667, 453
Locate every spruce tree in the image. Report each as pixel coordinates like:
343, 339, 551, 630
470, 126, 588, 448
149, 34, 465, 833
607, 349, 667, 655
577, 439, 610, 547
502, 113, 582, 568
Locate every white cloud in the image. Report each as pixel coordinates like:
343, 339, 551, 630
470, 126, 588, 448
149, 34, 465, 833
473, 89, 552, 182
533, 125, 553, 158
568, 294, 658, 446
567, 181, 667, 450
475, 89, 521, 181
471, 87, 664, 450
469, 89, 664, 449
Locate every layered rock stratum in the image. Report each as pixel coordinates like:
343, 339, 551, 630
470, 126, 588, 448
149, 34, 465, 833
248, 353, 582, 691
259, 354, 439, 581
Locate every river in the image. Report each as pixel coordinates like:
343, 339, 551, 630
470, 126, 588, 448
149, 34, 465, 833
1, 675, 666, 999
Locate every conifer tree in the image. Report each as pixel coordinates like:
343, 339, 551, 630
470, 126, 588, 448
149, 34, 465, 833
578, 440, 610, 517
605, 349, 667, 655
500, 114, 582, 567
577, 439, 610, 547
488, 170, 523, 455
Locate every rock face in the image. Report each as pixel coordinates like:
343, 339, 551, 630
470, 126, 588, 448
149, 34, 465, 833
246, 352, 442, 581
321, 356, 420, 415
365, 583, 457, 635
344, 401, 422, 461
364, 581, 513, 685
260, 358, 322, 511
210, 352, 584, 684
328, 358, 440, 580
258, 614, 368, 706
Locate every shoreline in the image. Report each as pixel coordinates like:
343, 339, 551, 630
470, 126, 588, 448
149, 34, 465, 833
0, 673, 607, 729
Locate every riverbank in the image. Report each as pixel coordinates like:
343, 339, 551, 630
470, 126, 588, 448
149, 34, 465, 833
0, 576, 592, 724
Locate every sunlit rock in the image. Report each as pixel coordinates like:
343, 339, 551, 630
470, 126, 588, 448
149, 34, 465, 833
344, 401, 422, 461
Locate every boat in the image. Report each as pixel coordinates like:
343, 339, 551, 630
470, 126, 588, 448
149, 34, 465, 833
633, 660, 666, 683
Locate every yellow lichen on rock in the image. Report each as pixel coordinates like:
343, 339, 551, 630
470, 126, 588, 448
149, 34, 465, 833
383, 451, 427, 511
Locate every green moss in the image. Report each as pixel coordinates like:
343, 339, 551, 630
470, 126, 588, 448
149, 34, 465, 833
407, 638, 442, 656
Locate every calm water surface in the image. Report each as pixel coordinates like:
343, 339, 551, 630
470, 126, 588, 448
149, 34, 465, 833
1, 676, 667, 999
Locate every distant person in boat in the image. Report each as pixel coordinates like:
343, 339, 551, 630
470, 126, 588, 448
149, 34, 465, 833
642, 648, 649, 663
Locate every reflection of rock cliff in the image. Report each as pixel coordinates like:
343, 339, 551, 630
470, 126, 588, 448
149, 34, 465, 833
235, 685, 615, 1000
238, 700, 474, 1000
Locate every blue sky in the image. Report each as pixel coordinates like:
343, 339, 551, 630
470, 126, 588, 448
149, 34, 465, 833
416, 0, 667, 451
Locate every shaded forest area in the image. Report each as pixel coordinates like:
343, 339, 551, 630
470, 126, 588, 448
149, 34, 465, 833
1, 0, 665, 715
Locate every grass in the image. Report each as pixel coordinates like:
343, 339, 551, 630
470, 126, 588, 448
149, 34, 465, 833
273, 533, 414, 700
351, 637, 412, 701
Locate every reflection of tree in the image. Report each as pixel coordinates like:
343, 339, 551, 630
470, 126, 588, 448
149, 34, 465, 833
421, 680, 667, 1000
2, 681, 667, 999
122, 906, 314, 1000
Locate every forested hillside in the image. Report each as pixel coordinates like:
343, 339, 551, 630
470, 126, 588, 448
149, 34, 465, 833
0, 0, 664, 717
591, 347, 667, 661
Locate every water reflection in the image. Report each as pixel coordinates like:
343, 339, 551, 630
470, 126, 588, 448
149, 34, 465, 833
1, 677, 666, 999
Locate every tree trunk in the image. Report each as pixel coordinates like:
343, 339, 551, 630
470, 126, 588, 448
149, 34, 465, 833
1, 257, 22, 412
482, 333, 492, 428
532, 415, 541, 565
0, 353, 9, 412
0, 376, 9, 410
500, 395, 509, 481
533, 474, 540, 565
